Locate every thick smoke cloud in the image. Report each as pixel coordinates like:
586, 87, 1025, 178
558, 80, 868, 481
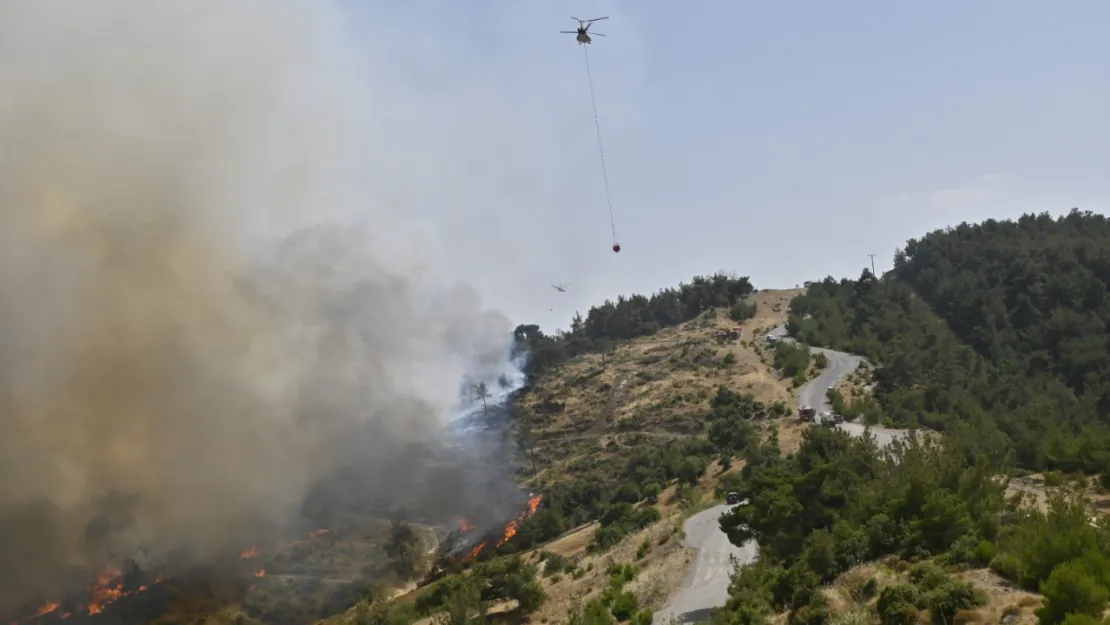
0, 0, 519, 614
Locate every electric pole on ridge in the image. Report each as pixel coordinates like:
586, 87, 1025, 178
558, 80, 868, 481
867, 254, 877, 275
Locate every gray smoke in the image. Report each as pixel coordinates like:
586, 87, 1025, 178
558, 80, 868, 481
0, 0, 521, 614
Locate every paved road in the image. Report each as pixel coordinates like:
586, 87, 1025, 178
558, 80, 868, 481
653, 327, 908, 624
653, 504, 757, 625
767, 325, 906, 448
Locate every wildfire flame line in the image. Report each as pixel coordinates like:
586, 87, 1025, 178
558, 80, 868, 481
464, 494, 542, 562
16, 527, 328, 623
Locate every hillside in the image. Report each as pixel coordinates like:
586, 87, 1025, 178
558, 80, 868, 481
325, 246, 1110, 625
788, 209, 1110, 473
378, 213, 1110, 625
113, 213, 1110, 625
517, 287, 802, 490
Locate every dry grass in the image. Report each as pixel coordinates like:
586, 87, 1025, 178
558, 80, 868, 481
527, 512, 693, 623
521, 290, 805, 488
812, 563, 1043, 625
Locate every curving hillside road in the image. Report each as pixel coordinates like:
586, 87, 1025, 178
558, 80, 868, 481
653, 326, 907, 624
768, 325, 906, 448
652, 504, 757, 625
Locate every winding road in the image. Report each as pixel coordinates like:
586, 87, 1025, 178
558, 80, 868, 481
652, 325, 907, 624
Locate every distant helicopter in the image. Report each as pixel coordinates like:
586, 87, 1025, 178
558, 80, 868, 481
561, 16, 608, 45
552, 283, 570, 293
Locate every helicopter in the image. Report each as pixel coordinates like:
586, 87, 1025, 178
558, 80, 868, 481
561, 16, 608, 45
552, 283, 570, 293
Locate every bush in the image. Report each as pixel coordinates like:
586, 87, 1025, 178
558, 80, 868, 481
516, 580, 548, 614
1059, 615, 1104, 625
789, 592, 830, 625
921, 580, 984, 625
848, 577, 878, 602
1036, 560, 1110, 625
877, 584, 919, 625
774, 342, 811, 378
543, 553, 571, 577
610, 592, 639, 621
567, 598, 615, 625
613, 483, 642, 504
907, 562, 950, 592
729, 300, 757, 322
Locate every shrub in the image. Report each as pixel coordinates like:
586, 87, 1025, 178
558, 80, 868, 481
921, 580, 984, 625
729, 300, 757, 322
877, 584, 919, 625
1036, 560, 1110, 625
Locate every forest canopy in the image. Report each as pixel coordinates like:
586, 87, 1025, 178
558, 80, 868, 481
788, 209, 1110, 473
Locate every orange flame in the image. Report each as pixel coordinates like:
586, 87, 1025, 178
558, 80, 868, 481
254, 569, 266, 578
458, 518, 476, 532
15, 568, 170, 622
240, 546, 260, 559
467, 542, 486, 560
83, 569, 157, 616
31, 602, 60, 618
496, 495, 543, 548
309, 529, 330, 539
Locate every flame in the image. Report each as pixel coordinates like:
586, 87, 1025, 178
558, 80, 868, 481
83, 569, 157, 616
463, 495, 544, 561
458, 518, 476, 532
496, 495, 543, 548
254, 570, 266, 578
31, 602, 60, 618
467, 542, 486, 560
309, 528, 330, 539
240, 546, 260, 559
496, 523, 517, 547
14, 565, 171, 623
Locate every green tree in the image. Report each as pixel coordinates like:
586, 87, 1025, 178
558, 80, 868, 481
435, 575, 487, 625
1036, 560, 1110, 625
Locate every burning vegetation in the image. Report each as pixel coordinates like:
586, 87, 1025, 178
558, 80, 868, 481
437, 494, 544, 570
9, 528, 340, 625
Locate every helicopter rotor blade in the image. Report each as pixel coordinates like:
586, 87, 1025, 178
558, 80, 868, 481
586, 16, 609, 23
560, 30, 577, 34
571, 16, 583, 22
591, 32, 607, 36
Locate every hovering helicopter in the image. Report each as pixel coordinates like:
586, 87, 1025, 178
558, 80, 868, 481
552, 283, 570, 293
561, 16, 608, 45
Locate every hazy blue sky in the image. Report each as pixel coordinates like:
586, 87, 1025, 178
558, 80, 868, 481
340, 1, 1109, 331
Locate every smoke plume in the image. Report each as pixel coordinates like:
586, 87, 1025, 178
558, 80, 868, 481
0, 0, 520, 614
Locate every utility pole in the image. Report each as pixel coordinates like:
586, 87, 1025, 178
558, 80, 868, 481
867, 253, 877, 275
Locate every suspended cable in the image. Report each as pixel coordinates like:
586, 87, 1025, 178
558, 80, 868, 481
581, 45, 620, 252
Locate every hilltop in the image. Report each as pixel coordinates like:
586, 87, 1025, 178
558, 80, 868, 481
517, 287, 802, 487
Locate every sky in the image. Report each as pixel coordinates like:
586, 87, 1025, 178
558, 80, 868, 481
336, 0, 1110, 332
